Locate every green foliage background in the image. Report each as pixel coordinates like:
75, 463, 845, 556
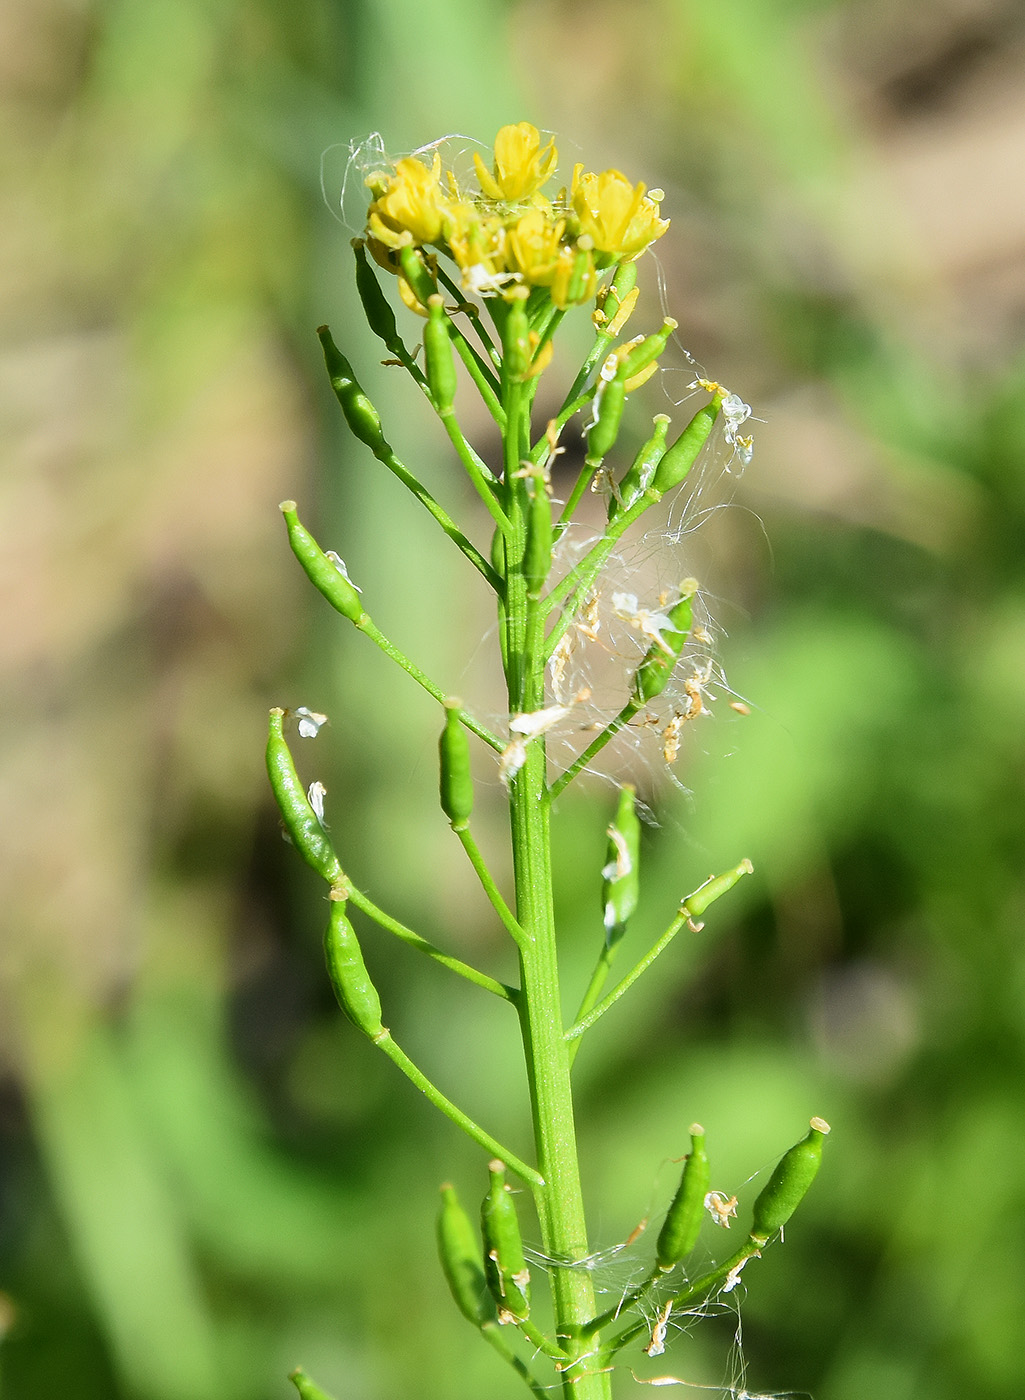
2, 1, 1024, 1396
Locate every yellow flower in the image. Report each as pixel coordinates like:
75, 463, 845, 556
570, 166, 669, 259
474, 123, 558, 202
549, 245, 596, 309
445, 205, 515, 296
366, 152, 449, 249
504, 209, 565, 287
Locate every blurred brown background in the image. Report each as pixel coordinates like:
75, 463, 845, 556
2, 1, 1025, 1397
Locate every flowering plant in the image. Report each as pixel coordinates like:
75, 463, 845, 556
269, 123, 829, 1400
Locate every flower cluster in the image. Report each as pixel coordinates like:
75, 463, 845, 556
364, 122, 669, 309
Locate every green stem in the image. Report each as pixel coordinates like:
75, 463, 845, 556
438, 405, 510, 533
481, 1322, 550, 1398
343, 879, 517, 1001
564, 910, 690, 1046
454, 826, 526, 946
372, 1030, 542, 1189
548, 699, 640, 803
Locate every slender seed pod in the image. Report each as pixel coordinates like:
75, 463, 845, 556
289, 1369, 337, 1400
586, 371, 627, 463
317, 326, 391, 458
352, 239, 401, 353
523, 477, 552, 599
437, 1183, 492, 1327
619, 318, 678, 382
324, 896, 385, 1039
398, 244, 436, 307
632, 583, 697, 704
503, 290, 531, 380
681, 858, 754, 922
424, 295, 458, 412
613, 414, 671, 517
750, 1117, 831, 1242
280, 501, 364, 623
481, 1159, 530, 1320
601, 784, 641, 942
266, 709, 343, 885
439, 699, 474, 829
656, 1124, 711, 1269
651, 396, 721, 497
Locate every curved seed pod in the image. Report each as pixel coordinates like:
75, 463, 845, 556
481, 1159, 530, 1320
619, 317, 678, 382
586, 371, 626, 464
681, 858, 754, 922
437, 1183, 492, 1327
424, 295, 457, 412
398, 244, 437, 307
280, 501, 364, 624
266, 709, 343, 885
602, 784, 641, 941
503, 290, 531, 380
656, 1124, 710, 1269
439, 699, 474, 829
750, 1117, 831, 1242
523, 477, 552, 599
324, 896, 385, 1039
317, 326, 391, 458
614, 414, 671, 517
352, 239, 400, 353
651, 396, 721, 497
631, 583, 697, 704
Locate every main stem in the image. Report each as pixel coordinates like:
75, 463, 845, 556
503, 382, 612, 1399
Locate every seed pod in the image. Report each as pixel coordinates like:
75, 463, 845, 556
317, 326, 391, 458
279, 501, 364, 623
601, 262, 639, 335
750, 1117, 831, 1242
681, 858, 754, 921
632, 583, 696, 704
398, 244, 437, 307
613, 414, 671, 517
481, 1159, 530, 1320
424, 295, 457, 412
289, 1368, 336, 1400
266, 709, 343, 885
352, 239, 400, 353
619, 318, 678, 383
324, 896, 385, 1039
602, 784, 641, 941
439, 699, 474, 829
587, 371, 626, 463
523, 477, 552, 599
503, 290, 531, 380
651, 396, 720, 497
437, 1183, 492, 1327
656, 1124, 711, 1269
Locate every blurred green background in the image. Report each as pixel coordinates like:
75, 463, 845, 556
3, 0, 1025, 1396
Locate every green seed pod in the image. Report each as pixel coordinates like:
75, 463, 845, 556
289, 1368, 337, 1400
481, 1159, 530, 1321
681, 858, 754, 922
266, 708, 343, 885
613, 414, 671, 517
324, 896, 385, 1040
352, 239, 400, 353
279, 501, 364, 624
398, 244, 437, 307
503, 290, 531, 380
587, 371, 627, 463
601, 784, 641, 941
631, 583, 696, 704
424, 295, 457, 412
437, 1183, 492, 1327
523, 477, 552, 599
656, 1124, 711, 1269
439, 699, 474, 829
651, 397, 720, 497
750, 1117, 831, 1242
317, 326, 391, 458
597, 260, 639, 332
619, 318, 678, 382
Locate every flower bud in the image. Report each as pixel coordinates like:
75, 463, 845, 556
656, 1124, 710, 1269
266, 708, 343, 885
481, 1159, 530, 1321
750, 1118, 831, 1242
